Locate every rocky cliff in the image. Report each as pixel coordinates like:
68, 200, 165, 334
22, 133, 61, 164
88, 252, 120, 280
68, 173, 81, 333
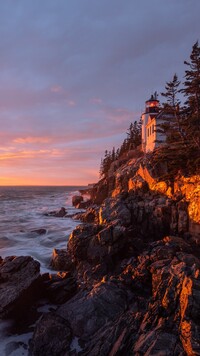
89, 151, 200, 243
1, 151, 200, 355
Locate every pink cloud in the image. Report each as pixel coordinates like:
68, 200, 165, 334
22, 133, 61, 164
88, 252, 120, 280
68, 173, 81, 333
14, 136, 51, 144
0, 149, 51, 160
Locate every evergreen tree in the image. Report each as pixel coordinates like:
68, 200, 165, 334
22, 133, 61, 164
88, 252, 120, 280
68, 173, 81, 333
111, 147, 116, 161
161, 73, 181, 109
182, 41, 200, 149
99, 149, 117, 178
126, 120, 142, 150
160, 73, 186, 145
154, 43, 200, 177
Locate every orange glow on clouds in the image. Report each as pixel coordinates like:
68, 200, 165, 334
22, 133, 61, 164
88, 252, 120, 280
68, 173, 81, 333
0, 104, 136, 186
0, 143, 100, 185
14, 136, 51, 144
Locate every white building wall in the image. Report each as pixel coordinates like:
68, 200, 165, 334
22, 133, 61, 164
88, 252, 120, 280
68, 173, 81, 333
146, 117, 156, 152
141, 112, 148, 152
145, 116, 166, 152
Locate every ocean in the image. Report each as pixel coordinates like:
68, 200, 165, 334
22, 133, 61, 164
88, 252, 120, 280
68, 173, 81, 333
0, 185, 85, 355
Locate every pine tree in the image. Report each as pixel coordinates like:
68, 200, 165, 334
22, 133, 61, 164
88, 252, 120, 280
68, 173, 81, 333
126, 120, 142, 150
154, 43, 200, 177
111, 147, 116, 161
182, 41, 200, 150
161, 73, 181, 109
160, 73, 186, 145
99, 149, 117, 178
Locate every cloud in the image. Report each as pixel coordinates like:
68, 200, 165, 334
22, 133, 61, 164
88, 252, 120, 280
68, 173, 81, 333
14, 136, 51, 144
0, 0, 199, 184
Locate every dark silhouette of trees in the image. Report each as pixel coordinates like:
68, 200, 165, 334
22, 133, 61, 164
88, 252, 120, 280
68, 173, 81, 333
182, 41, 200, 150
154, 42, 200, 177
158, 74, 184, 146
99, 120, 142, 177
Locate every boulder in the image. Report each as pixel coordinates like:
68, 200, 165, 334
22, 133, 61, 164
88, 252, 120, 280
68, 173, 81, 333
99, 197, 131, 227
89, 178, 109, 205
67, 224, 101, 263
51, 248, 74, 271
81, 311, 143, 356
30, 313, 72, 356
55, 207, 67, 217
44, 207, 67, 218
72, 195, 83, 207
76, 200, 92, 209
0, 255, 40, 318
73, 207, 99, 223
31, 228, 47, 235
56, 281, 128, 339
43, 272, 77, 304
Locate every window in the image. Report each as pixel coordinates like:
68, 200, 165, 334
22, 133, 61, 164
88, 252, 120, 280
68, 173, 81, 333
152, 124, 154, 133
150, 126, 151, 135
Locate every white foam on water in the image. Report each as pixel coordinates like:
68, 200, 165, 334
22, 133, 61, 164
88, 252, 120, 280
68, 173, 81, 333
0, 186, 85, 273
0, 186, 86, 353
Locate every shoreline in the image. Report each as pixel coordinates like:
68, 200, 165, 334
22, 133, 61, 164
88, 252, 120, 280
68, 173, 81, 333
0, 164, 200, 355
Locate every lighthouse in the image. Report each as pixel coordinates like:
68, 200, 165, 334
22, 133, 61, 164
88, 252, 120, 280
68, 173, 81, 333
141, 93, 160, 152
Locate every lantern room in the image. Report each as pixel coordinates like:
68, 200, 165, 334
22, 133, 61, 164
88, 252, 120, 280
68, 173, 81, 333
145, 94, 159, 113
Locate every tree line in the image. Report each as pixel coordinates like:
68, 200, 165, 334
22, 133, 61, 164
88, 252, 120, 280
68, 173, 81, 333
154, 41, 200, 178
99, 120, 142, 177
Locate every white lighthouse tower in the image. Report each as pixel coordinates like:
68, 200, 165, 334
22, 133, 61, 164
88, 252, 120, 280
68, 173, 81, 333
141, 93, 160, 153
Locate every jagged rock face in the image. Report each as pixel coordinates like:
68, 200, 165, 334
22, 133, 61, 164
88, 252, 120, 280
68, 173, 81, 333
56, 236, 200, 355
90, 154, 200, 241
89, 178, 110, 205
99, 196, 131, 227
72, 195, 83, 207
74, 206, 99, 223
0, 255, 40, 318
43, 272, 77, 304
67, 224, 102, 263
26, 153, 200, 354
80, 193, 179, 240
175, 175, 200, 242
98, 194, 174, 240
67, 222, 129, 269
136, 237, 200, 356
51, 248, 74, 271
56, 281, 128, 339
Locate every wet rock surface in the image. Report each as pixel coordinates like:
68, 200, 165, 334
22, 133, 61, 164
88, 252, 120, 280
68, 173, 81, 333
51, 248, 74, 271
28, 230, 200, 355
30, 313, 72, 356
0, 255, 40, 318
31, 228, 47, 235
57, 280, 128, 339
72, 195, 83, 207
43, 272, 77, 304
44, 207, 67, 217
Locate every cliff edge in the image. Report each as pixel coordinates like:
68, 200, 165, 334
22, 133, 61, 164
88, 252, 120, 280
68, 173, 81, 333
2, 150, 199, 355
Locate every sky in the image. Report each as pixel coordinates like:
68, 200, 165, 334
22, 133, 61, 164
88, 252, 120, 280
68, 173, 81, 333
0, 0, 200, 186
